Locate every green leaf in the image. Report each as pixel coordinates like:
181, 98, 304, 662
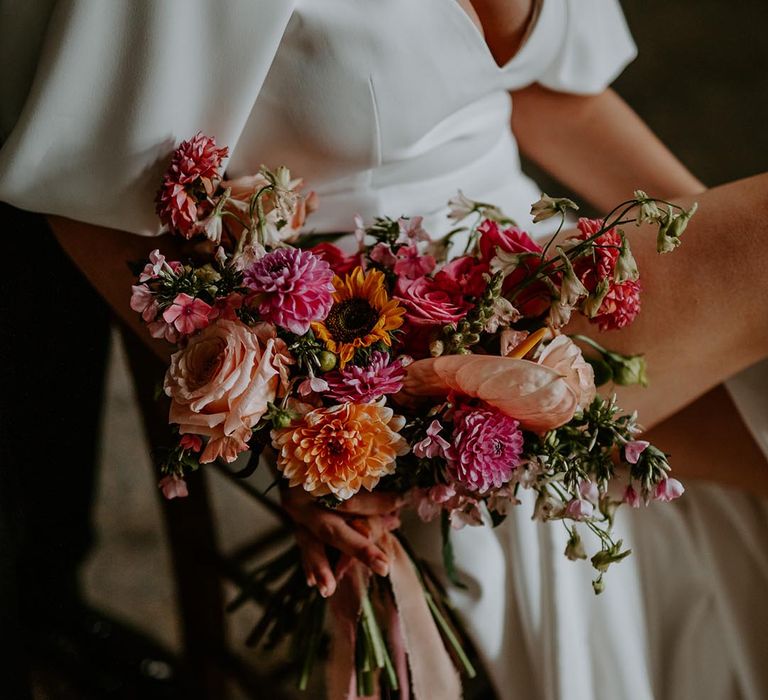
586, 357, 614, 387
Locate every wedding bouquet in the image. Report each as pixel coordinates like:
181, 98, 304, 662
131, 133, 695, 698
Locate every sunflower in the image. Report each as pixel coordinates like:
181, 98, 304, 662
311, 267, 405, 367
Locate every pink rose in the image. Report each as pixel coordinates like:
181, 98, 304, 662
394, 276, 472, 356
434, 256, 489, 298
164, 319, 281, 463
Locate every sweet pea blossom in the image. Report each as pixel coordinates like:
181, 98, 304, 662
654, 478, 685, 503
565, 498, 594, 520
623, 484, 642, 508
159, 475, 189, 500
162, 293, 213, 335
413, 419, 451, 459
298, 375, 330, 397
624, 440, 650, 464
579, 480, 600, 504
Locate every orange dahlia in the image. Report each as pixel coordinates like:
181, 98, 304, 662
272, 402, 408, 499
311, 267, 405, 368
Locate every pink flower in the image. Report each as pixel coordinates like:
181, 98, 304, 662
165, 320, 281, 463
579, 480, 599, 504
155, 133, 229, 237
537, 336, 596, 410
140, 249, 171, 282
395, 276, 473, 356
163, 293, 213, 335
591, 279, 642, 331
654, 478, 685, 503
448, 403, 524, 493
130, 285, 159, 322
209, 293, 244, 322
574, 218, 621, 288
325, 352, 407, 403
434, 256, 489, 298
180, 434, 203, 453
623, 484, 642, 508
565, 498, 594, 520
298, 375, 330, 397
369, 243, 398, 269
413, 419, 451, 459
478, 220, 542, 261
243, 248, 335, 335
159, 475, 189, 500
398, 216, 430, 243
393, 245, 436, 279
148, 318, 180, 344
311, 242, 361, 276
624, 440, 650, 464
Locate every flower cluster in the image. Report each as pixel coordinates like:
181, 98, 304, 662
135, 135, 691, 615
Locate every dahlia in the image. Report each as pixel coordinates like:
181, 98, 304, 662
155, 133, 228, 237
243, 248, 335, 335
324, 351, 407, 403
312, 267, 405, 368
272, 402, 408, 499
448, 403, 524, 493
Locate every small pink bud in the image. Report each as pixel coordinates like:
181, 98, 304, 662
654, 478, 684, 503
624, 440, 650, 464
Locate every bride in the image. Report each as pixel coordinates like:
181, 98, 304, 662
2, 1, 766, 697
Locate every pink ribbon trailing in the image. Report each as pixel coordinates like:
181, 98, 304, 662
325, 517, 462, 700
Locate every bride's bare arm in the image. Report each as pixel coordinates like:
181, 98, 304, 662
510, 85, 706, 208
561, 174, 768, 429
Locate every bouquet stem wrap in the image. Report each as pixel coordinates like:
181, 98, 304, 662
326, 516, 462, 700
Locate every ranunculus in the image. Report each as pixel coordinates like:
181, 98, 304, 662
395, 276, 473, 356
536, 335, 596, 409
434, 256, 489, 299
164, 319, 281, 463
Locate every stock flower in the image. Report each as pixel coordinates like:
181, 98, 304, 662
272, 402, 408, 499
394, 245, 436, 279
244, 248, 335, 335
448, 403, 523, 493
312, 267, 405, 368
155, 133, 228, 237
162, 293, 213, 335
165, 320, 281, 463
324, 351, 407, 403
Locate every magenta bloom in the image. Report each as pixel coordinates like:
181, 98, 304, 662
243, 248, 335, 335
155, 133, 229, 237
325, 352, 407, 403
163, 293, 213, 335
448, 403, 524, 493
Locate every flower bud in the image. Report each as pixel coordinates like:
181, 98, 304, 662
318, 350, 337, 372
429, 339, 445, 357
564, 529, 587, 561
605, 352, 648, 387
614, 232, 639, 283
530, 193, 579, 223
271, 411, 293, 429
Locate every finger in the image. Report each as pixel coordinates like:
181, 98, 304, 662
295, 528, 336, 598
312, 512, 390, 577
336, 491, 406, 516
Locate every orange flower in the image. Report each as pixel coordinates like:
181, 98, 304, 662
272, 402, 408, 499
311, 267, 405, 368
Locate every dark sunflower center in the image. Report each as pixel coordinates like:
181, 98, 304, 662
325, 299, 379, 343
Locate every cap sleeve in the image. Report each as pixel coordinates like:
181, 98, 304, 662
0, 0, 295, 236
501, 0, 637, 95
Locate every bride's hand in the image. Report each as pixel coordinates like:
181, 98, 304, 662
280, 486, 404, 597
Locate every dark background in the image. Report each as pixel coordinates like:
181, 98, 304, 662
529, 0, 768, 193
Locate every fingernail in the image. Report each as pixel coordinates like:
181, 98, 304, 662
372, 559, 389, 577
319, 585, 330, 598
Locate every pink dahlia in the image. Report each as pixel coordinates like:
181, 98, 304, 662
155, 133, 229, 237
243, 248, 335, 335
591, 279, 642, 331
324, 351, 407, 403
448, 403, 524, 493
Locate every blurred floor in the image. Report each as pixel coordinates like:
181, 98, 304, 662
74, 2, 768, 699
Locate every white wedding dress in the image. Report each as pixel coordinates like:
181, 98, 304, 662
2, 1, 767, 698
